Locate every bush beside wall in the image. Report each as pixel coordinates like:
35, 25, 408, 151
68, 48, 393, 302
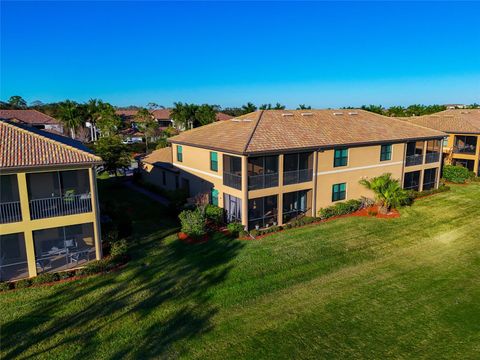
443, 165, 474, 183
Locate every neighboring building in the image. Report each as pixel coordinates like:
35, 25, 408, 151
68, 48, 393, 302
140, 110, 445, 229
444, 104, 466, 109
0, 121, 103, 282
0, 109, 64, 134
402, 109, 480, 176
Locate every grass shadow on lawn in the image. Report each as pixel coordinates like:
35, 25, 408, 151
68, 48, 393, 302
1, 179, 245, 359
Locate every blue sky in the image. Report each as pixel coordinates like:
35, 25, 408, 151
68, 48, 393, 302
1, 1, 479, 108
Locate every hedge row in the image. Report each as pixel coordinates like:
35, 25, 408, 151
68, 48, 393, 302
408, 184, 451, 199
0, 240, 128, 292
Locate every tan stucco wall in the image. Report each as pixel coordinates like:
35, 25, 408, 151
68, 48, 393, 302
152, 140, 441, 226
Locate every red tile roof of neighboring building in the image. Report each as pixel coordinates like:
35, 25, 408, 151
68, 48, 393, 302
0, 120, 102, 170
215, 112, 234, 121
0, 109, 60, 125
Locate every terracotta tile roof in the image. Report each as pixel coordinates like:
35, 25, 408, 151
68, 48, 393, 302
0, 120, 102, 170
215, 112, 233, 121
141, 147, 176, 171
400, 109, 480, 134
0, 109, 60, 125
168, 110, 446, 155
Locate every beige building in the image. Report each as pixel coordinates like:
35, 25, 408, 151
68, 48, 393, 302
140, 110, 445, 230
401, 109, 480, 176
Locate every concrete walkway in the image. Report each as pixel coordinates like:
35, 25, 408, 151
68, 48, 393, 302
123, 180, 170, 206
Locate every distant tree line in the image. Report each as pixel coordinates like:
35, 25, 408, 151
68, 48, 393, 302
349, 103, 480, 117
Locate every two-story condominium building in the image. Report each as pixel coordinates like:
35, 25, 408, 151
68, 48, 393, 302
402, 109, 480, 176
0, 120, 102, 282
140, 110, 445, 230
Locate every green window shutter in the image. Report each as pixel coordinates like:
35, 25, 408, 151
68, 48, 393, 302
380, 144, 392, 161
211, 189, 219, 206
210, 152, 218, 171
332, 183, 347, 202
177, 146, 183, 162
334, 149, 348, 167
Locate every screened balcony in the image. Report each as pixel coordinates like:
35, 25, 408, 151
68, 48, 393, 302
0, 233, 29, 281
283, 152, 313, 185
403, 171, 421, 191
27, 170, 92, 220
283, 190, 311, 223
223, 155, 242, 190
405, 141, 424, 167
248, 195, 278, 230
248, 155, 278, 190
425, 139, 441, 164
453, 135, 477, 154
34, 223, 96, 274
0, 175, 22, 224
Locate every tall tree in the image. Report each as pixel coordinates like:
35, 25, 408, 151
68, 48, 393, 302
135, 108, 158, 152
8, 95, 27, 109
273, 103, 286, 110
95, 136, 131, 176
96, 107, 121, 138
195, 104, 216, 126
241, 102, 257, 114
297, 104, 311, 110
259, 103, 272, 110
361, 105, 384, 115
170, 102, 197, 130
57, 100, 82, 139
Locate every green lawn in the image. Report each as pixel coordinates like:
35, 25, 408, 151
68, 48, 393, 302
1, 181, 480, 359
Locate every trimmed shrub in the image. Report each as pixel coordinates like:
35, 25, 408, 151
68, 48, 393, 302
249, 229, 260, 237
110, 239, 128, 258
409, 184, 451, 199
78, 258, 118, 276
178, 208, 207, 239
14, 279, 32, 289
31, 273, 60, 285
227, 222, 245, 238
0, 282, 12, 292
318, 199, 362, 220
443, 165, 473, 183
59, 271, 75, 280
205, 205, 224, 225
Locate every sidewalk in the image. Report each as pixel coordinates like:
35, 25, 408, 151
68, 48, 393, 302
123, 180, 170, 206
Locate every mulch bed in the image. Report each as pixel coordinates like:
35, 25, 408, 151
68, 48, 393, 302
177, 232, 209, 244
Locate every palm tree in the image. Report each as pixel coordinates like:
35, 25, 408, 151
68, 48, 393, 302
135, 108, 158, 152
241, 102, 257, 114
297, 104, 312, 110
359, 173, 410, 214
57, 100, 82, 139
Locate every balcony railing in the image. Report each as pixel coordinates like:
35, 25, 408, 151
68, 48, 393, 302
248, 173, 278, 190
453, 145, 476, 155
283, 169, 313, 185
0, 201, 22, 224
425, 152, 440, 164
223, 172, 242, 190
29, 194, 92, 220
405, 154, 423, 167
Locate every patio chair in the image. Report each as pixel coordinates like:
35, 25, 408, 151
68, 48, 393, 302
36, 258, 52, 272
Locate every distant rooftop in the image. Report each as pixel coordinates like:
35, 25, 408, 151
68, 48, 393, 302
0, 120, 102, 170
0, 109, 60, 125
168, 109, 446, 155
401, 109, 480, 134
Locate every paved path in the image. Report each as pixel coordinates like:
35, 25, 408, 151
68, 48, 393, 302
123, 180, 170, 206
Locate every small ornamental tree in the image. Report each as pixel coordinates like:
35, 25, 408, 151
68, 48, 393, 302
95, 136, 131, 176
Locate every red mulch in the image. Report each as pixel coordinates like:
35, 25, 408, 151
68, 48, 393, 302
177, 232, 209, 244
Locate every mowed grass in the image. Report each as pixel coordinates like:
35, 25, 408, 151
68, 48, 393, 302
1, 181, 479, 359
